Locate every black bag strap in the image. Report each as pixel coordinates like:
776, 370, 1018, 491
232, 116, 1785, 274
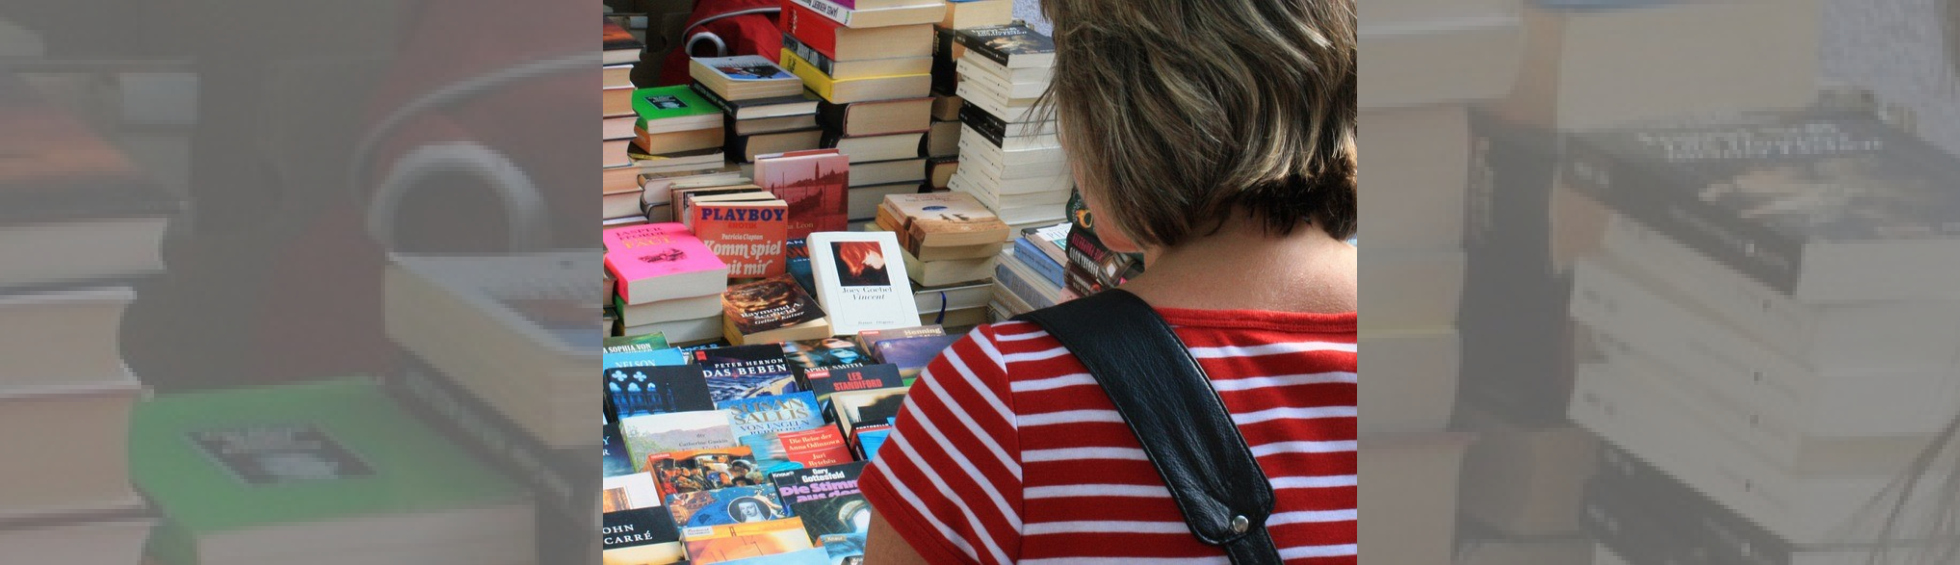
1014, 289, 1282, 565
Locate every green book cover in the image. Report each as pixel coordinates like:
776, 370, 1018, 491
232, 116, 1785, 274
632, 86, 721, 122
133, 378, 525, 565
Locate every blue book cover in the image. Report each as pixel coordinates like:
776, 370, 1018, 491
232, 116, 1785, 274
607, 364, 717, 419
718, 392, 825, 440
603, 417, 637, 477
1011, 237, 1066, 287
605, 347, 689, 369
695, 344, 802, 402
668, 485, 790, 529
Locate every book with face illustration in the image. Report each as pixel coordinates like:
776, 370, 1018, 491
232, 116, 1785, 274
807, 231, 919, 335
666, 485, 789, 529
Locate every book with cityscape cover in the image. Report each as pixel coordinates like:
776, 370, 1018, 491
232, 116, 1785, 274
723, 276, 829, 343
952, 23, 1056, 68
695, 344, 803, 402
717, 391, 825, 440
606, 363, 717, 419
1560, 110, 1960, 301
755, 149, 851, 238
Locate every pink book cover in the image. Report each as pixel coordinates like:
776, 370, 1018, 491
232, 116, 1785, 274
603, 223, 727, 298
754, 149, 850, 239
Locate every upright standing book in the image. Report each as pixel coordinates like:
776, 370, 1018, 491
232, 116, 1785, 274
754, 149, 852, 238
807, 231, 921, 335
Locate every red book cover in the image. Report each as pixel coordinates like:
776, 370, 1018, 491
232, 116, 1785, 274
778, 427, 851, 467
779, 0, 844, 61
754, 149, 850, 239
692, 200, 790, 278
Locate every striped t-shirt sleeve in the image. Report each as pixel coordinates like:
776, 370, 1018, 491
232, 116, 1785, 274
859, 325, 1023, 565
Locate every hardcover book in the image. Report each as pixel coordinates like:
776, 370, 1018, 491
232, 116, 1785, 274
682, 517, 816, 565
619, 410, 738, 471
808, 231, 921, 335
722, 276, 831, 344
717, 391, 826, 440
644, 446, 765, 497
603, 18, 644, 65
754, 149, 851, 238
694, 344, 803, 402
952, 24, 1056, 69
779, 33, 935, 82
604, 223, 730, 304
781, 337, 872, 378
690, 55, 804, 101
690, 84, 821, 120
602, 473, 686, 565
606, 364, 718, 419
668, 486, 790, 529
691, 198, 790, 278
873, 333, 961, 383
778, 0, 935, 61
1561, 110, 1960, 301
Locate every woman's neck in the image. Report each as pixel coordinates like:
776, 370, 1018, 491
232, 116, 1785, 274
1116, 219, 1357, 315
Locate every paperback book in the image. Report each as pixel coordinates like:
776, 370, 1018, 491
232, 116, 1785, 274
808, 231, 921, 335
602, 473, 686, 565
741, 426, 853, 475
873, 333, 961, 384
668, 485, 790, 528
723, 276, 831, 345
604, 223, 730, 304
782, 337, 872, 378
645, 446, 764, 497
718, 391, 826, 440
695, 344, 803, 401
620, 410, 738, 471
683, 517, 816, 565
691, 198, 790, 278
828, 387, 908, 437
606, 363, 717, 419
770, 462, 871, 562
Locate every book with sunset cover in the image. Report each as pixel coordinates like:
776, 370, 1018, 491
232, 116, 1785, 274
754, 149, 851, 239
603, 223, 729, 304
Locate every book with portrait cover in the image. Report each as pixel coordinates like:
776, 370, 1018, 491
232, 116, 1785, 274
754, 149, 851, 238
781, 337, 872, 379
741, 426, 852, 475
808, 231, 920, 335
644, 446, 766, 498
952, 23, 1056, 69
620, 410, 738, 472
668, 485, 790, 529
695, 344, 802, 402
604, 223, 730, 304
1560, 110, 1960, 301
692, 199, 790, 279
722, 276, 830, 344
606, 363, 717, 419
718, 391, 826, 440
603, 472, 686, 565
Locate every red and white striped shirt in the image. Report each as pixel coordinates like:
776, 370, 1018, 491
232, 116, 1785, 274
859, 308, 1358, 564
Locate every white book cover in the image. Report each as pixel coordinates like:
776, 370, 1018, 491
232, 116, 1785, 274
808, 231, 920, 335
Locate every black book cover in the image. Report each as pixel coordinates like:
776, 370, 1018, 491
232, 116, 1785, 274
603, 418, 636, 478
1594, 443, 1814, 565
1456, 109, 1576, 426
953, 24, 1055, 68
803, 363, 903, 418
770, 461, 871, 551
605, 363, 717, 419
694, 344, 801, 402
769, 460, 868, 507
601, 507, 681, 551
1561, 110, 1960, 295
933, 27, 961, 94
958, 103, 1009, 148
384, 356, 598, 521
724, 276, 827, 336
1580, 479, 1725, 565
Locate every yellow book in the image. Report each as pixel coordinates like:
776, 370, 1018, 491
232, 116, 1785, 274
779, 48, 932, 104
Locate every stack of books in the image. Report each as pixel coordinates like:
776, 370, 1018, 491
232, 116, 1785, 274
945, 23, 1069, 230
1453, 2, 1822, 563
917, 0, 1013, 193
1563, 109, 1958, 565
1056, 190, 1141, 299
606, 223, 732, 344
989, 220, 1070, 318
874, 191, 1009, 327
777, 0, 942, 230
627, 85, 727, 183
604, 18, 647, 169
687, 56, 825, 164
0, 71, 179, 564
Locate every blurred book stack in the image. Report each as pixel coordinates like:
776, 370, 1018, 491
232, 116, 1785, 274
777, 0, 941, 230
1359, 0, 1530, 562
945, 23, 1068, 232
872, 191, 1008, 329
1562, 108, 1960, 565
1454, 2, 1822, 563
0, 69, 182, 564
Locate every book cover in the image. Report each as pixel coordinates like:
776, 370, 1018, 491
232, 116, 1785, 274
633, 85, 724, 124
385, 359, 598, 522
852, 425, 894, 460
828, 387, 908, 437
717, 391, 826, 440
808, 231, 921, 335
785, 238, 818, 296
693, 200, 790, 278
604, 223, 730, 303
873, 334, 960, 381
754, 149, 851, 238
801, 364, 904, 411
770, 462, 872, 562
719, 547, 831, 565
879, 192, 1008, 252
682, 517, 816, 565
604, 18, 644, 53
695, 344, 803, 402
645, 446, 768, 498
605, 332, 672, 354
770, 461, 868, 507
669, 486, 790, 529
132, 379, 526, 565
604, 345, 691, 369
723, 276, 827, 337
602, 472, 686, 565
855, 325, 945, 351
693, 55, 800, 83
604, 418, 638, 477
952, 24, 1056, 68
620, 411, 738, 472
781, 337, 872, 378
607, 364, 718, 419
740, 425, 853, 476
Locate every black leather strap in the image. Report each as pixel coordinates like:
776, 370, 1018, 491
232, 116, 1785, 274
1015, 289, 1282, 565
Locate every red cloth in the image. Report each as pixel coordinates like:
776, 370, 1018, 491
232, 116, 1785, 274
654, 0, 786, 86
859, 309, 1359, 564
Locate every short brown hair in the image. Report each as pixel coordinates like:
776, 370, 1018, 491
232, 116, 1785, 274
1036, 0, 1356, 246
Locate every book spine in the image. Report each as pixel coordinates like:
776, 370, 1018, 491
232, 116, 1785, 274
786, 0, 856, 26
779, 49, 839, 103
1011, 237, 1066, 287
1558, 140, 1807, 296
932, 27, 960, 94
383, 361, 599, 521
994, 255, 1057, 309
1580, 481, 1727, 565
781, 33, 841, 77
952, 30, 1013, 67
958, 103, 1008, 147
781, 0, 845, 59
1595, 443, 1796, 565
816, 99, 852, 133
